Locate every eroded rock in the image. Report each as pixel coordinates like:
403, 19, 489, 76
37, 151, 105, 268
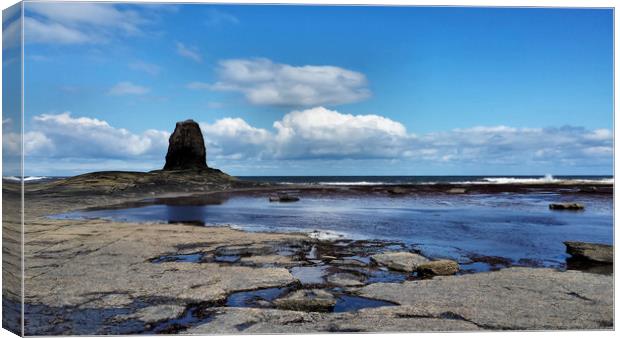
417, 260, 459, 276
274, 289, 337, 312
564, 241, 613, 264
163, 120, 208, 171
370, 252, 429, 272
357, 267, 613, 330
549, 203, 584, 211
113, 304, 186, 324
327, 273, 365, 287
216, 244, 276, 256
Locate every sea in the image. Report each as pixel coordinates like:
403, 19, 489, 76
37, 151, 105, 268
237, 174, 613, 185
52, 174, 614, 272
4, 174, 613, 185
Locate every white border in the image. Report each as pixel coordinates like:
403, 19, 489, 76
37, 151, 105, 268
0, 1, 616, 338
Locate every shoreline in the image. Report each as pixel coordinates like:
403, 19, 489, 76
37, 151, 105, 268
3, 171, 614, 334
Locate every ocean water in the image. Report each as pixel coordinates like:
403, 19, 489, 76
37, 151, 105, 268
238, 175, 613, 185
56, 181, 613, 269
5, 174, 612, 185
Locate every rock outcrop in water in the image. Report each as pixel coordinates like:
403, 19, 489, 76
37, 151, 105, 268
163, 120, 208, 170
564, 241, 613, 264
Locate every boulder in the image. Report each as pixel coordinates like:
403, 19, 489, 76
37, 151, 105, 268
370, 252, 429, 272
163, 120, 208, 170
564, 241, 613, 264
417, 260, 460, 276
273, 289, 337, 312
549, 203, 584, 211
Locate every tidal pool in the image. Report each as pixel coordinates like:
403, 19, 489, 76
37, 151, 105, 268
55, 192, 613, 268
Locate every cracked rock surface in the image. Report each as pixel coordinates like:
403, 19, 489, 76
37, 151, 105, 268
355, 267, 613, 330
183, 306, 480, 333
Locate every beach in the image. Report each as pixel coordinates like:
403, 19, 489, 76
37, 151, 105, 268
1, 171, 613, 334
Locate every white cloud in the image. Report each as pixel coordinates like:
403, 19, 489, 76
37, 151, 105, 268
24, 112, 169, 159
24, 3, 152, 45
108, 81, 150, 95
186, 81, 211, 90
129, 61, 161, 76
18, 110, 612, 175
204, 58, 371, 107
200, 118, 272, 160
24, 17, 91, 44
176, 42, 202, 63
199, 107, 613, 168
205, 8, 239, 26
2, 11, 21, 50
271, 107, 409, 159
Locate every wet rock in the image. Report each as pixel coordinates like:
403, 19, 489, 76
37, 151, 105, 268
114, 305, 186, 324
447, 188, 466, 194
466, 254, 512, 270
269, 194, 300, 202
564, 241, 612, 264
163, 120, 208, 170
549, 203, 584, 211
357, 267, 613, 330
330, 258, 367, 267
215, 244, 276, 256
239, 255, 298, 267
327, 273, 365, 287
417, 260, 459, 276
370, 252, 429, 272
274, 289, 337, 312
290, 265, 329, 285
387, 187, 408, 195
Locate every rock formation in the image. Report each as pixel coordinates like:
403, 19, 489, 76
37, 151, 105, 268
564, 241, 613, 264
163, 120, 208, 170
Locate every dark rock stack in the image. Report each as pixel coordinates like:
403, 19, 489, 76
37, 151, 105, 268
163, 119, 208, 170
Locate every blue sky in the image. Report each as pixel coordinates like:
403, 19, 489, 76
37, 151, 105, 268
5, 3, 613, 176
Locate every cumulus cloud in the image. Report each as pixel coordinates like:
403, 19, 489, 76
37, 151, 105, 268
108, 81, 150, 95
200, 118, 272, 160
17, 109, 612, 174
203, 58, 371, 107
271, 107, 409, 159
176, 42, 202, 63
24, 3, 153, 45
407, 125, 613, 166
199, 107, 612, 168
22, 112, 169, 159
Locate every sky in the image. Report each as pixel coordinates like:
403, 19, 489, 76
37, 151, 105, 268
2, 3, 614, 176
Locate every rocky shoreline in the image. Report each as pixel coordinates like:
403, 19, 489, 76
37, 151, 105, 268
2, 171, 614, 334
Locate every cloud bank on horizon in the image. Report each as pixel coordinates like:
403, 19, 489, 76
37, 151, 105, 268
9, 3, 613, 176
7, 108, 612, 176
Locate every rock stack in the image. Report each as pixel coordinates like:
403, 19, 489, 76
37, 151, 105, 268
163, 119, 208, 170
